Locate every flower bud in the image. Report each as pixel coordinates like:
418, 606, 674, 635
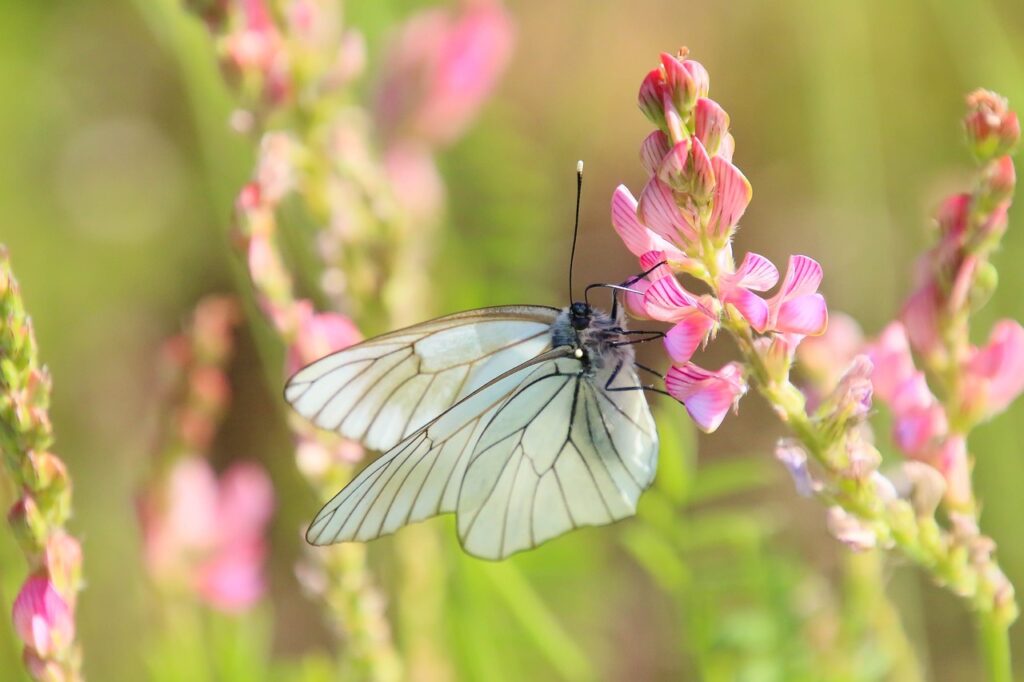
694, 98, 729, 156
826, 506, 877, 551
774, 439, 817, 497
898, 461, 946, 517
44, 532, 83, 609
8, 496, 47, 554
969, 261, 998, 313
12, 576, 74, 659
964, 89, 1020, 161
981, 156, 1016, 206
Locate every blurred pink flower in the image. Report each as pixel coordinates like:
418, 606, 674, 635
383, 142, 445, 221
766, 255, 828, 336
866, 322, 916, 403
665, 361, 746, 432
287, 299, 362, 374
12, 576, 74, 659
140, 457, 274, 613
375, 1, 514, 147
42, 533, 82, 610
961, 319, 1024, 420
797, 312, 864, 391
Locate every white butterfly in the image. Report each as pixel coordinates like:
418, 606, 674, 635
285, 165, 664, 559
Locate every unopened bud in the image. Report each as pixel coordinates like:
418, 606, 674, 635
8, 497, 47, 554
964, 89, 1020, 161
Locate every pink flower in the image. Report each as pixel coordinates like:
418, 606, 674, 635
12, 577, 74, 658
287, 300, 362, 374
139, 457, 275, 613
930, 436, 972, 508
639, 275, 718, 363
638, 51, 709, 133
375, 2, 514, 147
766, 255, 828, 336
961, 320, 1024, 420
865, 322, 916, 403
665, 361, 746, 432
797, 312, 864, 391
694, 97, 729, 156
383, 142, 445, 222
717, 251, 778, 332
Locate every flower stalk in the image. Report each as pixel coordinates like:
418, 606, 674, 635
0, 248, 83, 682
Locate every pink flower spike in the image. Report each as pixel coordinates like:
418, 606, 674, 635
640, 130, 671, 176
12, 577, 74, 658
962, 320, 1024, 418
694, 98, 729, 156
767, 256, 828, 336
665, 361, 746, 433
637, 177, 698, 246
664, 312, 717, 364
706, 156, 752, 241
610, 185, 687, 260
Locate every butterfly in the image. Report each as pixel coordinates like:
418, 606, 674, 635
285, 163, 668, 559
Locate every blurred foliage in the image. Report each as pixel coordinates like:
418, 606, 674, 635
1, 0, 1024, 680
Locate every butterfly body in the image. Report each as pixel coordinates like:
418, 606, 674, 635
551, 302, 634, 376
286, 303, 659, 559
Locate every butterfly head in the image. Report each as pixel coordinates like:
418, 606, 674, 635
569, 301, 592, 330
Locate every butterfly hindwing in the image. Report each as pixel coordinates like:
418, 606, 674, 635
457, 359, 658, 559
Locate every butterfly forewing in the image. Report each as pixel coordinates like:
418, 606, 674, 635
285, 305, 560, 451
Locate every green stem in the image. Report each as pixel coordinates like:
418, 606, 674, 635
978, 608, 1013, 682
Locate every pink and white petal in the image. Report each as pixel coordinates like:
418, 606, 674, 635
656, 140, 692, 189
665, 362, 744, 433
664, 312, 716, 364
777, 255, 823, 300
723, 288, 770, 332
638, 177, 690, 245
638, 250, 675, 280
775, 293, 828, 336
717, 133, 735, 162
640, 130, 671, 176
611, 185, 679, 257
694, 97, 729, 154
706, 157, 752, 239
732, 252, 779, 291
641, 274, 697, 322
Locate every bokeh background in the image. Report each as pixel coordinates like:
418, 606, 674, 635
1, 0, 1024, 680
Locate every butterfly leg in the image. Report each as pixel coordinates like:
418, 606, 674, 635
610, 330, 665, 348
604, 359, 671, 397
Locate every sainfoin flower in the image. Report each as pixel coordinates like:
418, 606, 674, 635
286, 299, 362, 374
12, 577, 74, 659
959, 319, 1024, 421
611, 49, 827, 433
665, 362, 746, 433
140, 457, 274, 612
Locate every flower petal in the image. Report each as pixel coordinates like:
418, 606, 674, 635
706, 156, 751, 239
612, 185, 674, 257
732, 252, 779, 291
777, 255, 823, 300
900, 283, 941, 355
865, 322, 917, 404
694, 97, 729, 155
723, 287, 770, 332
664, 312, 716, 364
638, 177, 696, 245
775, 293, 828, 336
665, 362, 744, 433
966, 319, 1024, 415
641, 275, 698, 322
640, 130, 671, 176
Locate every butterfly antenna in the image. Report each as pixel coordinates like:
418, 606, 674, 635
568, 160, 583, 304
